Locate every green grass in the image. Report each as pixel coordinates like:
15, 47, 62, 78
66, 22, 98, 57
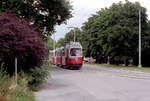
0, 75, 35, 101
0, 63, 35, 101
85, 62, 150, 72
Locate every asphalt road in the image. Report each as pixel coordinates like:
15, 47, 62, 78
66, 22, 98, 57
35, 64, 150, 101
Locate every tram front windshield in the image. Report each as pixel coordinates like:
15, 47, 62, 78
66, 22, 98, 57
70, 48, 82, 56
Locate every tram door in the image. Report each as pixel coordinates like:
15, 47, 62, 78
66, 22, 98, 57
62, 48, 66, 66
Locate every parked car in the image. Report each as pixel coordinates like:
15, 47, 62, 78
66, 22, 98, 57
83, 57, 90, 62
83, 57, 96, 63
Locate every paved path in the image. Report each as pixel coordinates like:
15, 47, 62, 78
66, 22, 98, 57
35, 64, 150, 101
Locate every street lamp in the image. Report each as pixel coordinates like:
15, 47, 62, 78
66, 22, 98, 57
68, 27, 78, 42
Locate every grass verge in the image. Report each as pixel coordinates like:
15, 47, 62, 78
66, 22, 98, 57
85, 62, 150, 72
0, 75, 35, 101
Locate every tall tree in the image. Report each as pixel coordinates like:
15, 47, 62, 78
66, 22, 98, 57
81, 14, 101, 57
46, 36, 54, 50
56, 38, 65, 48
0, 11, 47, 74
0, 0, 72, 39
80, 1, 150, 65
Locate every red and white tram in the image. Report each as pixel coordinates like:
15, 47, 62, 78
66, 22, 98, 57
50, 42, 83, 69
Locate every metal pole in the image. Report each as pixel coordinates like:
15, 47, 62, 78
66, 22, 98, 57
53, 34, 56, 64
67, 27, 77, 42
15, 57, 17, 85
74, 29, 75, 42
107, 56, 110, 64
138, 10, 142, 68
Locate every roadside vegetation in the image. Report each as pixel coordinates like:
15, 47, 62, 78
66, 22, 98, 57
27, 59, 51, 90
0, 75, 34, 101
0, 64, 34, 101
0, 0, 72, 100
85, 62, 150, 72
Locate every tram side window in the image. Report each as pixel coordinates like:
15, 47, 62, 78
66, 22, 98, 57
62, 49, 65, 56
58, 51, 59, 57
70, 48, 82, 56
56, 51, 58, 56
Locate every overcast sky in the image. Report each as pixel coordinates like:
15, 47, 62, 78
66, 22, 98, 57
52, 0, 150, 41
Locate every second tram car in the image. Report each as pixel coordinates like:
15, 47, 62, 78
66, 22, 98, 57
50, 42, 83, 69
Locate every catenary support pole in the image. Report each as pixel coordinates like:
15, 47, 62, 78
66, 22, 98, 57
15, 57, 17, 84
138, 10, 142, 68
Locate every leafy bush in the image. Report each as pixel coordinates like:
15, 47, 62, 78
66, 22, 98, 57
0, 75, 35, 101
0, 62, 7, 77
27, 59, 50, 90
0, 11, 48, 74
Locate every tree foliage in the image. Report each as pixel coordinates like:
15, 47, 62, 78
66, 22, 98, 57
0, 11, 47, 74
46, 36, 54, 50
0, 0, 72, 39
80, 15, 101, 57
79, 1, 150, 66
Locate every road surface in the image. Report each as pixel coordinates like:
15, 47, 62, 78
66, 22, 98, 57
35, 64, 150, 101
